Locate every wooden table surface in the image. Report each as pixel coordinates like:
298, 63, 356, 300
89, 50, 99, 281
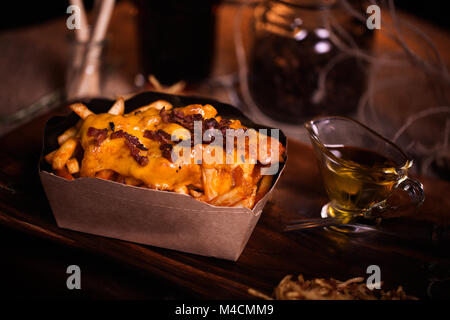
0, 104, 449, 300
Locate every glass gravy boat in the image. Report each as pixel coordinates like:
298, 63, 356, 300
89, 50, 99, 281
305, 116, 424, 229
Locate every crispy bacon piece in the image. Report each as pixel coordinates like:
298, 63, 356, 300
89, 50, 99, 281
109, 129, 149, 166
150, 109, 261, 165
149, 111, 239, 154
110, 130, 148, 151
144, 129, 172, 145
87, 127, 108, 146
160, 143, 174, 162
159, 108, 203, 131
159, 107, 170, 123
204, 118, 218, 130
124, 140, 149, 166
144, 130, 175, 161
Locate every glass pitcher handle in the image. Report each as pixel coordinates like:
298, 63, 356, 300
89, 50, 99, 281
366, 177, 425, 219
397, 177, 425, 207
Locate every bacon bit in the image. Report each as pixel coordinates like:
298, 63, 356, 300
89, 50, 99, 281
160, 107, 234, 138
160, 143, 174, 161
219, 119, 232, 127
159, 108, 203, 132
160, 107, 170, 123
144, 129, 177, 162
218, 119, 231, 136
159, 143, 173, 152
110, 130, 148, 151
109, 129, 149, 166
144, 129, 172, 145
87, 127, 108, 146
153, 108, 250, 160
204, 118, 219, 129
143, 130, 156, 140
124, 140, 149, 166
160, 107, 233, 140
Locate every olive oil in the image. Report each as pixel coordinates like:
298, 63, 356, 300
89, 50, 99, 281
319, 146, 402, 218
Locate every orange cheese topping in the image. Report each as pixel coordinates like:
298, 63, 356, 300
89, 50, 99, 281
77, 103, 285, 203
79, 105, 220, 190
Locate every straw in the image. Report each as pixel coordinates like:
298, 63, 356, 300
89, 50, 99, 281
70, 0, 90, 42
70, 0, 115, 98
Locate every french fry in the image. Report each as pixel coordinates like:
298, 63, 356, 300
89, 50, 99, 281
44, 150, 56, 164
255, 175, 273, 204
209, 185, 251, 207
69, 102, 94, 119
189, 189, 203, 198
114, 174, 126, 184
57, 126, 78, 145
66, 158, 80, 174
75, 119, 83, 129
149, 75, 185, 94
49, 99, 285, 209
232, 193, 256, 208
55, 167, 75, 180
202, 167, 219, 201
95, 169, 115, 180
132, 100, 173, 113
52, 138, 78, 170
165, 81, 186, 94
174, 186, 188, 195
232, 166, 244, 187
108, 97, 125, 115
148, 75, 163, 91
124, 176, 142, 186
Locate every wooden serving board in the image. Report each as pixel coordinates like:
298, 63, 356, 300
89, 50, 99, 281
0, 106, 449, 299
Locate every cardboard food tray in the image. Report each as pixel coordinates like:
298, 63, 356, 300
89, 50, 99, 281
39, 91, 287, 261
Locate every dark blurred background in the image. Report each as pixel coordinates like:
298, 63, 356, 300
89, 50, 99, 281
0, 1, 448, 31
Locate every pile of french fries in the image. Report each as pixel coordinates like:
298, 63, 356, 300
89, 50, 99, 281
44, 98, 167, 180
44, 98, 282, 209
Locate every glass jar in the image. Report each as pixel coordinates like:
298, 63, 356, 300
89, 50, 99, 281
248, 0, 373, 124
134, 0, 217, 85
65, 38, 106, 100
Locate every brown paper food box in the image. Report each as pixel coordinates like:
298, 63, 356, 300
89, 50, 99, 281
39, 92, 287, 261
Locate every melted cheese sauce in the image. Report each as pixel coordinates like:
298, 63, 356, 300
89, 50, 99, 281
77, 104, 284, 195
